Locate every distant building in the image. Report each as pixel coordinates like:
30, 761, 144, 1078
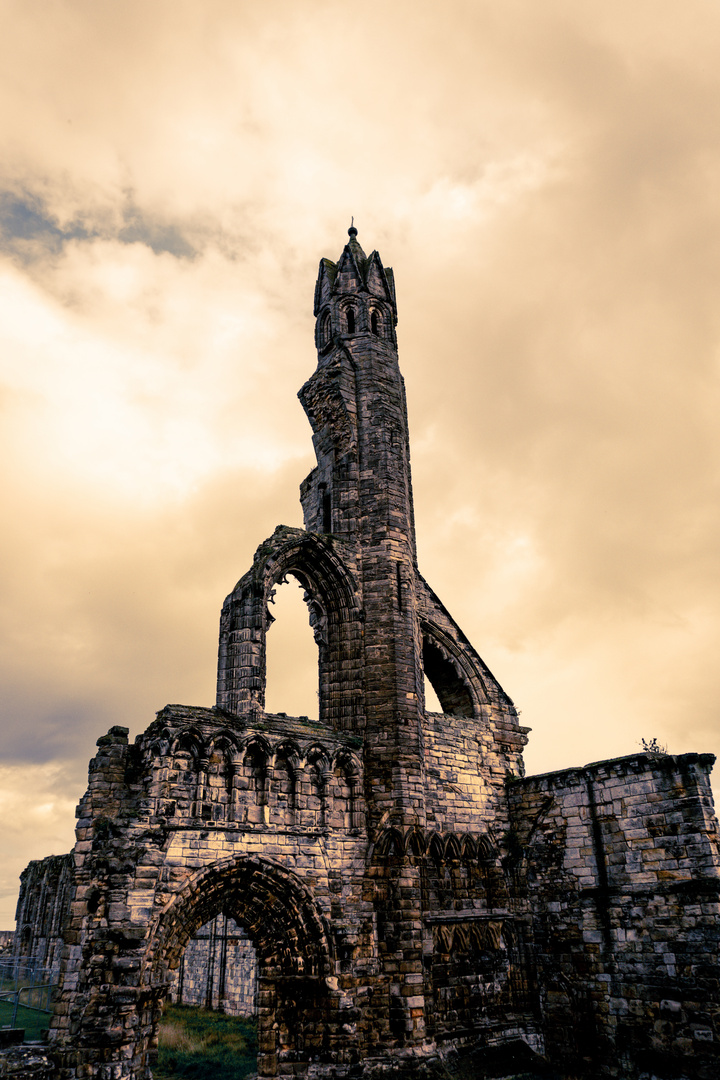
11, 855, 73, 980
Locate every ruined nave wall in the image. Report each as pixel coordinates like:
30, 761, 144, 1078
13, 858, 259, 1019
509, 751, 720, 1078
12, 854, 74, 980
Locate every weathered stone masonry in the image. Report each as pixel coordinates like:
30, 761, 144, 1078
18, 228, 719, 1079
508, 751, 720, 1076
168, 914, 257, 1016
12, 855, 74, 981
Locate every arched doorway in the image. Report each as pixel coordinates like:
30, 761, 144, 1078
146, 856, 335, 1078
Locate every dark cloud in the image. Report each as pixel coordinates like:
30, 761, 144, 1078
119, 200, 196, 258
0, 459, 308, 766
0, 693, 112, 764
0, 189, 94, 259
0, 186, 197, 263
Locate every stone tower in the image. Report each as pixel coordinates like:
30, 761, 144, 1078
35, 228, 720, 1080
217, 226, 527, 825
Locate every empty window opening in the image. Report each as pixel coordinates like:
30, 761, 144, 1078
346, 307, 355, 334
424, 673, 443, 713
321, 487, 332, 533
265, 577, 319, 721
320, 311, 331, 344
371, 310, 380, 335
422, 638, 474, 717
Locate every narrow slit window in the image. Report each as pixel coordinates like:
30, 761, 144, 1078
346, 307, 355, 334
371, 310, 379, 335
322, 490, 332, 533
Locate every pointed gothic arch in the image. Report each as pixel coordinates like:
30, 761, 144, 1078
217, 527, 364, 733
149, 856, 332, 981
146, 857, 334, 1078
420, 619, 492, 719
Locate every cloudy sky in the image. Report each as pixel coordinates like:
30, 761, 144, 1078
1, 0, 720, 925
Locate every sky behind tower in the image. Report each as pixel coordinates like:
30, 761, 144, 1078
1, 0, 719, 923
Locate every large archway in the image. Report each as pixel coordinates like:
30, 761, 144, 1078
145, 856, 335, 1078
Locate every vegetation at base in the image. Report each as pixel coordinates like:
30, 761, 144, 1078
0, 998, 51, 1041
154, 1003, 258, 1080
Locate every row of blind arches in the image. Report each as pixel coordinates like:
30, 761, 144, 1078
432, 919, 508, 958
144, 729, 362, 830
373, 826, 501, 865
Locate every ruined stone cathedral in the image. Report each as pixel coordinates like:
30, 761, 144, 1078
16, 229, 720, 1079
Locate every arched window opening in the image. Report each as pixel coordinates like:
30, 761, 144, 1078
265, 576, 320, 721
320, 311, 331, 345
370, 309, 380, 335
422, 638, 474, 717
346, 306, 355, 334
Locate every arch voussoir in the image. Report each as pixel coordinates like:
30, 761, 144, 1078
149, 854, 332, 984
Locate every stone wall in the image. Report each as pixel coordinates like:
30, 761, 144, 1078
508, 751, 720, 1078
12, 855, 74, 980
0, 1046, 54, 1077
13, 858, 258, 1022
169, 915, 257, 1016
422, 710, 514, 830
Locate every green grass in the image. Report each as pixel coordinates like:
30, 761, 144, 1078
0, 997, 52, 1041
154, 1003, 258, 1080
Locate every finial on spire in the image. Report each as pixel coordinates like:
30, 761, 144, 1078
348, 216, 358, 238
